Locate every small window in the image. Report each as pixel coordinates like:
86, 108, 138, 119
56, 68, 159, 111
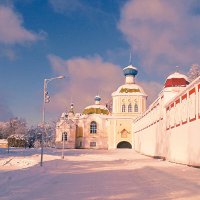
62, 132, 67, 141
134, 103, 138, 112
122, 104, 126, 112
90, 121, 97, 133
128, 103, 132, 112
90, 142, 96, 147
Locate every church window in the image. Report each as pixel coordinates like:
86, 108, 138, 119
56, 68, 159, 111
128, 103, 132, 112
122, 104, 126, 112
90, 121, 97, 133
90, 142, 96, 147
134, 103, 138, 112
62, 132, 67, 141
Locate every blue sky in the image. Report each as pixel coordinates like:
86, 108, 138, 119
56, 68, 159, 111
0, 0, 199, 125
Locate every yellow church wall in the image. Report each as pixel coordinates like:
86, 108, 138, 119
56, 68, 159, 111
107, 120, 116, 149
55, 122, 76, 149
112, 95, 145, 116
115, 119, 133, 146
76, 126, 83, 138
56, 64, 147, 150
107, 118, 134, 148
76, 115, 108, 149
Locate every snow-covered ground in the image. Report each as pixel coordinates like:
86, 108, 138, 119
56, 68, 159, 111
0, 148, 200, 200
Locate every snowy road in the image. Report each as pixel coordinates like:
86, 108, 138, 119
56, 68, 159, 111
0, 148, 200, 200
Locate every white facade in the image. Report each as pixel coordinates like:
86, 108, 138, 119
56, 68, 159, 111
134, 72, 200, 167
55, 66, 200, 167
55, 64, 147, 149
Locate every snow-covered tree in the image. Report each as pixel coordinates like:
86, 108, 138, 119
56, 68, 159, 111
188, 64, 200, 82
7, 118, 27, 137
26, 122, 56, 148
0, 118, 27, 139
43, 122, 56, 147
7, 134, 26, 147
26, 126, 41, 148
0, 122, 7, 139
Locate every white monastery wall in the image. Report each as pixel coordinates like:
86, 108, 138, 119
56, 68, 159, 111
166, 79, 200, 166
133, 77, 200, 167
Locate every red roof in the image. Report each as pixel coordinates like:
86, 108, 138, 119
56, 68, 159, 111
164, 78, 189, 88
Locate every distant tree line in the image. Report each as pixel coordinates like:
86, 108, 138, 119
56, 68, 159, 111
0, 117, 56, 148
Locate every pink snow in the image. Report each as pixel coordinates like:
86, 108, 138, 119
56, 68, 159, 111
0, 148, 200, 200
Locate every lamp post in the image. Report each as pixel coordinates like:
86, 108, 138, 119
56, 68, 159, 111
61, 132, 65, 159
40, 75, 65, 167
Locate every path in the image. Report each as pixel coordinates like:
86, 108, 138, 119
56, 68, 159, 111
0, 149, 200, 200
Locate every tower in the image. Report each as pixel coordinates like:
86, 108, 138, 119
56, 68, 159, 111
107, 63, 148, 149
112, 64, 147, 117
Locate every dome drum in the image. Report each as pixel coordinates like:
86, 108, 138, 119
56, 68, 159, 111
83, 95, 109, 115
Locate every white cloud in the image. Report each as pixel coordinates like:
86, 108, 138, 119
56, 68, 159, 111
139, 81, 163, 106
47, 54, 124, 113
119, 0, 200, 77
47, 54, 163, 115
0, 5, 41, 44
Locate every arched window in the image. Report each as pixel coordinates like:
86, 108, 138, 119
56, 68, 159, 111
122, 104, 126, 112
134, 103, 138, 112
62, 132, 67, 141
90, 121, 97, 133
128, 103, 132, 112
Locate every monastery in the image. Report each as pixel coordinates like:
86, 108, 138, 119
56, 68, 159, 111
56, 63, 147, 149
55, 62, 200, 167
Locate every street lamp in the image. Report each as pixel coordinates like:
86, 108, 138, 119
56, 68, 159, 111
61, 132, 66, 159
40, 75, 65, 167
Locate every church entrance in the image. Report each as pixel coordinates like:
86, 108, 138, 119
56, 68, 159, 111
117, 141, 132, 149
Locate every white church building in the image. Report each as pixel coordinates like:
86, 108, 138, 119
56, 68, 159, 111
55, 62, 200, 167
55, 63, 147, 149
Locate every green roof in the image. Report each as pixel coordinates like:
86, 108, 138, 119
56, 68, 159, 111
83, 107, 109, 115
120, 88, 140, 93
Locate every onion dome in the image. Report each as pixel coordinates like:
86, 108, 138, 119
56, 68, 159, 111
123, 65, 138, 84
112, 62, 147, 96
164, 72, 189, 88
94, 95, 101, 104
123, 65, 138, 76
83, 95, 109, 115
